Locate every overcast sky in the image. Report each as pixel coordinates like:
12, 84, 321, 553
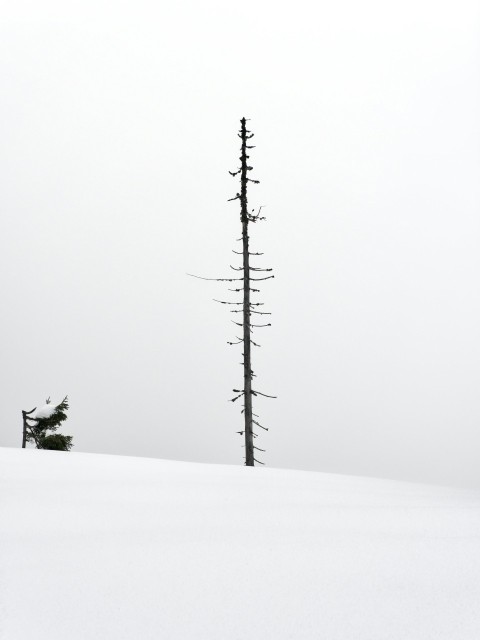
1, 0, 479, 487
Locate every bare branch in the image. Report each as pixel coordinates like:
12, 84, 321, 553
187, 273, 243, 282
252, 390, 277, 399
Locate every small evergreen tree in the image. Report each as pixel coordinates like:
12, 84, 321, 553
22, 396, 73, 451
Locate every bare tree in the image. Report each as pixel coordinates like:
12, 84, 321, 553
190, 118, 275, 466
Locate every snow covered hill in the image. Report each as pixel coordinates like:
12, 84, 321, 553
1, 448, 480, 640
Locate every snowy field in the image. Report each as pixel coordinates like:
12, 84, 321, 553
1, 447, 480, 640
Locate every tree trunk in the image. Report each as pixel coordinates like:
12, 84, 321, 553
240, 118, 254, 466
22, 411, 27, 448
21, 407, 37, 448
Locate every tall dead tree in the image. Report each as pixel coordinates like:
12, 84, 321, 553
190, 118, 275, 466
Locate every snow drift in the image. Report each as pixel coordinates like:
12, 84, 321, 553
1, 447, 480, 639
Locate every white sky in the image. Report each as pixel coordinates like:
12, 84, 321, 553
1, 0, 480, 487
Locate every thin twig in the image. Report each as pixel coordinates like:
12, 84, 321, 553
252, 390, 277, 398
187, 273, 243, 282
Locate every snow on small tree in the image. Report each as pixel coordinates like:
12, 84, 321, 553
22, 396, 73, 451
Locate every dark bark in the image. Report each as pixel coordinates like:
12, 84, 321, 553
22, 412, 27, 449
239, 118, 255, 466
21, 407, 36, 448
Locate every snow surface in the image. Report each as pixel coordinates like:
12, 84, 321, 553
1, 448, 480, 640
32, 403, 57, 419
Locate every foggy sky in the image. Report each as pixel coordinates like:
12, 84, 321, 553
1, 0, 480, 487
